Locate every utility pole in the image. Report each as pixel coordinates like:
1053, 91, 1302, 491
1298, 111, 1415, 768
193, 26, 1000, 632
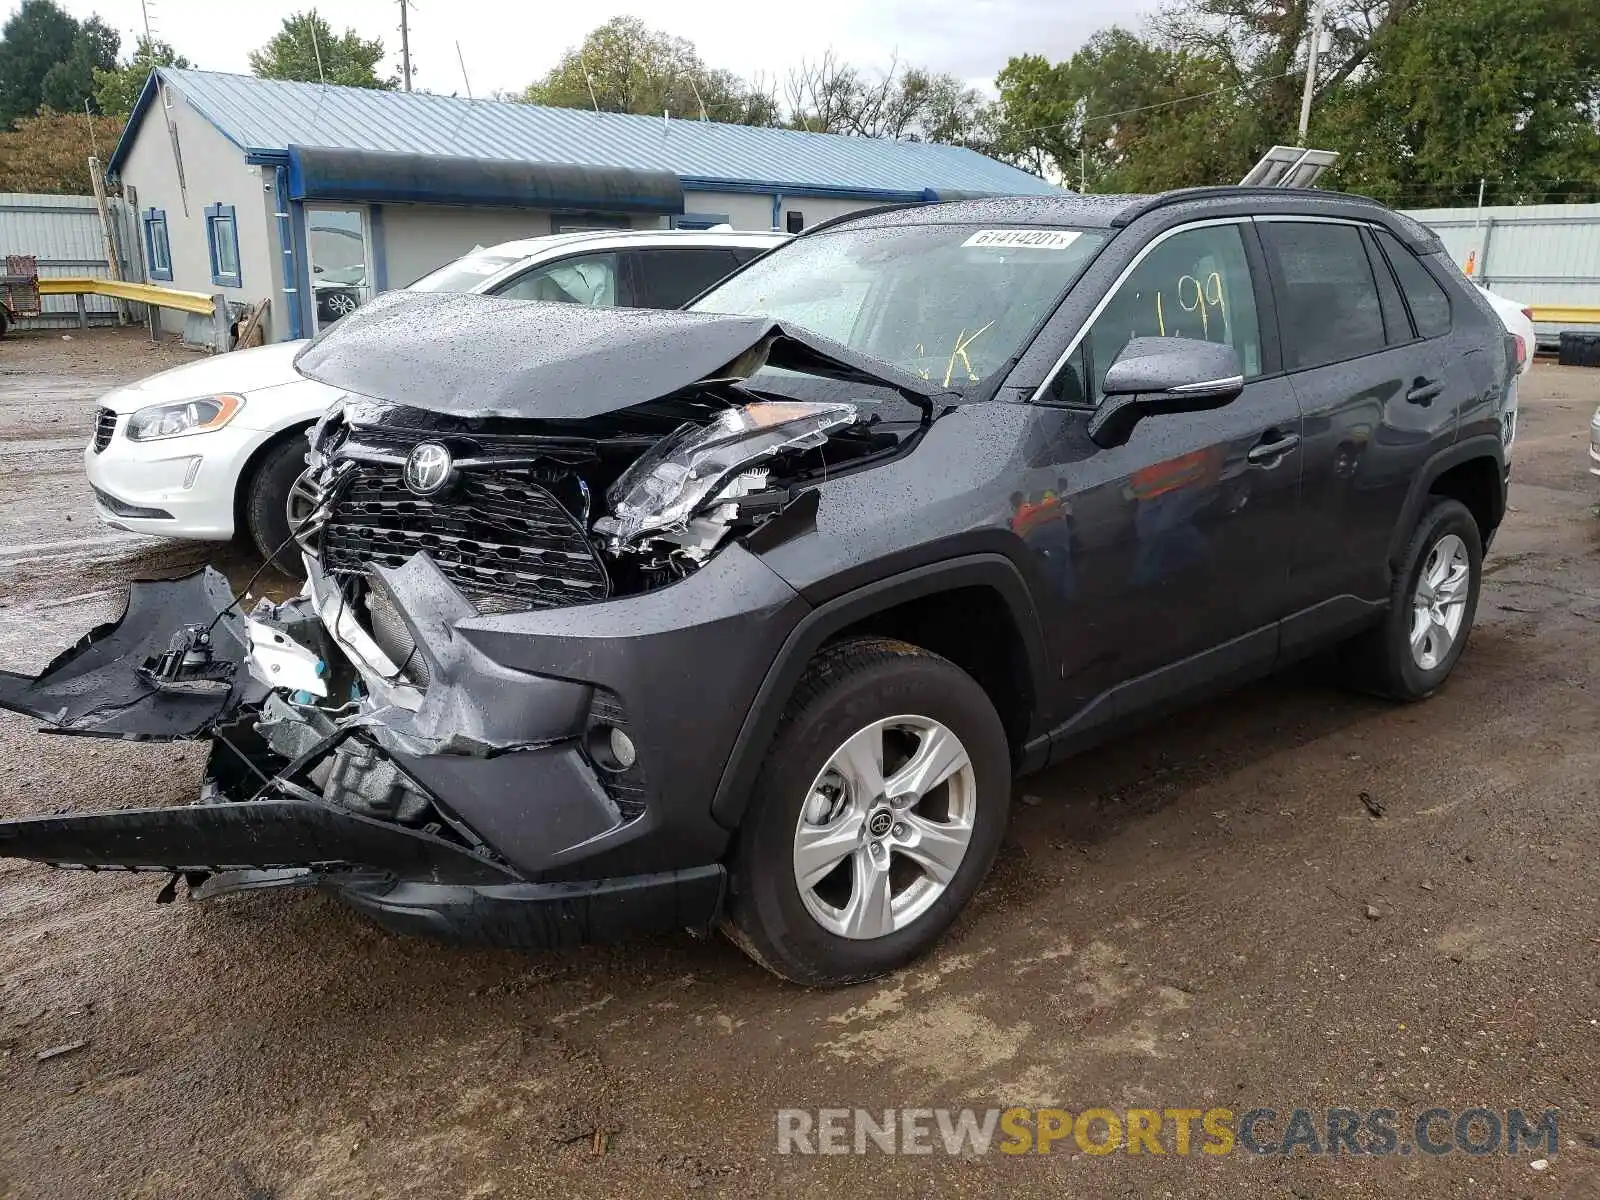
1297, 0, 1326, 144
399, 0, 413, 92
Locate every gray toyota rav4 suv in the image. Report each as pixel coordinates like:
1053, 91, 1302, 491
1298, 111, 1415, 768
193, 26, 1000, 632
0, 188, 1514, 985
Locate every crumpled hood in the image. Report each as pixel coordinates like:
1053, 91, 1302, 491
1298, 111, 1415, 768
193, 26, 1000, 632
97, 339, 312, 413
292, 290, 942, 419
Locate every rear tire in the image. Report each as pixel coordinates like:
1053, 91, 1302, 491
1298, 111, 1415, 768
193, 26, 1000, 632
723, 637, 1011, 986
1338, 497, 1482, 701
243, 435, 311, 578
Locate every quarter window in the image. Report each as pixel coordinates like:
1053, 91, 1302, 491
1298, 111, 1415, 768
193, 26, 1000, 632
1261, 221, 1386, 370
1067, 223, 1262, 405
1374, 228, 1452, 338
492, 252, 618, 306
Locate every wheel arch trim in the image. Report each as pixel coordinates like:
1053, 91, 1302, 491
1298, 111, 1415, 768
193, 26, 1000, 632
709, 553, 1050, 830
1387, 434, 1506, 571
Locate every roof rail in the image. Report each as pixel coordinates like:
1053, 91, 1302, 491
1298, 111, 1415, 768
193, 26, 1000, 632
1109, 185, 1389, 227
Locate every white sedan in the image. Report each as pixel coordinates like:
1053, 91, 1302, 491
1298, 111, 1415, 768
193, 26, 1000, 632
86, 227, 785, 572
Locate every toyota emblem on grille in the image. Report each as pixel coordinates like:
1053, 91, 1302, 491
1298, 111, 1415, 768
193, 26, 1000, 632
404, 442, 454, 496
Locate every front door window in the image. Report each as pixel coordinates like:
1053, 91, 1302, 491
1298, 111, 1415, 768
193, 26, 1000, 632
308, 209, 372, 330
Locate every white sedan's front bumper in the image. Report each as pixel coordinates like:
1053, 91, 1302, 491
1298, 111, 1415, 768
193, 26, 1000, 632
84, 412, 279, 540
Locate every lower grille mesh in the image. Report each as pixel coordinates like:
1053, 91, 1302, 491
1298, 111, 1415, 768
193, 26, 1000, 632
319, 465, 610, 615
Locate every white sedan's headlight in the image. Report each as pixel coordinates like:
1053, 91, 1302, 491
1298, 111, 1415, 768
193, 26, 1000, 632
125, 394, 244, 441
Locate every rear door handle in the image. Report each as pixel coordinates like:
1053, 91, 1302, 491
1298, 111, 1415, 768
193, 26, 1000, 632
1247, 431, 1300, 465
1406, 377, 1443, 406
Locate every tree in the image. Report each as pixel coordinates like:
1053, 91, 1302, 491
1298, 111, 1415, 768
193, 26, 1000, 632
1317, 0, 1600, 205
992, 28, 1244, 190
0, 1, 119, 126
523, 17, 778, 125
93, 37, 191, 115
248, 11, 395, 89
38, 14, 118, 113
0, 108, 126, 192
784, 52, 993, 144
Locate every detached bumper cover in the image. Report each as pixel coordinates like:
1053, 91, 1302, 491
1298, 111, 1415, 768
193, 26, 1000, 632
0, 569, 257, 738
0, 558, 754, 947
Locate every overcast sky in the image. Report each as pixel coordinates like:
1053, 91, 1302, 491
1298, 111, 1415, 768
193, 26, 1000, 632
33, 0, 1157, 99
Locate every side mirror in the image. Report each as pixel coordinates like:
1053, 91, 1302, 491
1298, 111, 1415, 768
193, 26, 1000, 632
1087, 337, 1245, 449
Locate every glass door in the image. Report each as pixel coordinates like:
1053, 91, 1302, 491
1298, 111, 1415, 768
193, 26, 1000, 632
307, 207, 373, 330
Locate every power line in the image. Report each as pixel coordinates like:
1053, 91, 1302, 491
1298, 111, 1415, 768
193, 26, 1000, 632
1008, 69, 1298, 140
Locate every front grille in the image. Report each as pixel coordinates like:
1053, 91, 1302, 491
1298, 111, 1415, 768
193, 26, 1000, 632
91, 407, 116, 452
318, 464, 611, 615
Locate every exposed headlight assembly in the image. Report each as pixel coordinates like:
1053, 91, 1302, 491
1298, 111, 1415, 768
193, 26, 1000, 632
597, 401, 856, 545
126, 394, 244, 441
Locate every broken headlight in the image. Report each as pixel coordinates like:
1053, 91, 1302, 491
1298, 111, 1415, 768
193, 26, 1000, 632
596, 401, 855, 545
126, 394, 245, 441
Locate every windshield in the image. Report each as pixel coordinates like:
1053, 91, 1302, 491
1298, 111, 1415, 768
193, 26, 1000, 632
406, 251, 523, 293
690, 224, 1107, 388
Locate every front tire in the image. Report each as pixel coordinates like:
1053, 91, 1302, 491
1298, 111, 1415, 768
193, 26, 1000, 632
243, 435, 311, 578
1339, 497, 1482, 700
723, 637, 1010, 986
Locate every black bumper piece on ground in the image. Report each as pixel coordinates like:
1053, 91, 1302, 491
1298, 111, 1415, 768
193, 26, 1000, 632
0, 569, 254, 739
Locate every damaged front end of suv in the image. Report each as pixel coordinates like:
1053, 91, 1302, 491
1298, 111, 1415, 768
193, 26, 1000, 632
0, 290, 939, 947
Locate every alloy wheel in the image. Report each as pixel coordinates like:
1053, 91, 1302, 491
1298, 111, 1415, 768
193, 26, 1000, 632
1410, 532, 1471, 670
791, 715, 977, 940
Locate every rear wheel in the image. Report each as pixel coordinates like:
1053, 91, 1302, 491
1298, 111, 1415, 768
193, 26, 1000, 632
1339, 497, 1482, 700
243, 435, 311, 578
724, 638, 1010, 986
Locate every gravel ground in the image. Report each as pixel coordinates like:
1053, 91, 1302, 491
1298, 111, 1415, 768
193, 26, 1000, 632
0, 326, 1596, 1199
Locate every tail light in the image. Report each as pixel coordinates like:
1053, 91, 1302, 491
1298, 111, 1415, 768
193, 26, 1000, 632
1515, 335, 1528, 366
1520, 306, 1534, 321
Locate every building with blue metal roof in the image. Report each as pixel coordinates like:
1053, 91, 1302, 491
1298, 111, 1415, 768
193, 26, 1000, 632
110, 68, 1061, 342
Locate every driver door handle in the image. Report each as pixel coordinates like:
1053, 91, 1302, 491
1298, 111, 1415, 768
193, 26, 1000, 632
1247, 430, 1300, 465
1406, 377, 1443, 406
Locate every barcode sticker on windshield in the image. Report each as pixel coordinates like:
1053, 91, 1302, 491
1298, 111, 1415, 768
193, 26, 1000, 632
962, 229, 1082, 250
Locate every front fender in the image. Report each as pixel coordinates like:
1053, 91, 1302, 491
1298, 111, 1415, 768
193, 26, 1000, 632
708, 553, 1050, 829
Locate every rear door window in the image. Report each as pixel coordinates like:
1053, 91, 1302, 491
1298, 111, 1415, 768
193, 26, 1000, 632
1261, 221, 1387, 370
632, 248, 742, 308
1373, 228, 1452, 338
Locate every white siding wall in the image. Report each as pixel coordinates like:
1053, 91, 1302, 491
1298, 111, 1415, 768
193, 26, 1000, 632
378, 205, 553, 289
118, 87, 276, 336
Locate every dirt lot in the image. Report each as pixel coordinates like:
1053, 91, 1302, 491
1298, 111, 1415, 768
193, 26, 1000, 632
0, 326, 1596, 1199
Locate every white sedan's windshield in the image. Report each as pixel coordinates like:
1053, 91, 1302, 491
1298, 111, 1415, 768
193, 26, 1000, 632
691, 224, 1106, 387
